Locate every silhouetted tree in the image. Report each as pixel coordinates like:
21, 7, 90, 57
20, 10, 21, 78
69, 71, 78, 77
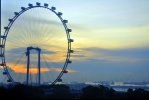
1, 84, 149, 99
7, 84, 46, 99
0, 86, 8, 98
133, 88, 149, 99
51, 84, 71, 99
81, 85, 100, 99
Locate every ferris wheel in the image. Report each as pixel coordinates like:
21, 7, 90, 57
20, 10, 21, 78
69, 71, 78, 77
0, 2, 74, 85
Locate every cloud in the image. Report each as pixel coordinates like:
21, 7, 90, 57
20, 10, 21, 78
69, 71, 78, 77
6, 47, 26, 53
84, 47, 149, 58
6, 47, 56, 54
0, 66, 3, 69
7, 63, 77, 74
71, 54, 86, 58
77, 47, 149, 63
49, 68, 77, 73
42, 49, 56, 54
5, 47, 66, 63
41, 52, 67, 63
25, 17, 60, 26
86, 58, 109, 63
70, 49, 95, 62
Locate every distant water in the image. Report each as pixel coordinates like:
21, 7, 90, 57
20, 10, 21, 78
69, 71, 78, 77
111, 86, 149, 92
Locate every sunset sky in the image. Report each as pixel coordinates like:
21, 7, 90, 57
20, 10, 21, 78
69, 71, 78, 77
1, 0, 149, 83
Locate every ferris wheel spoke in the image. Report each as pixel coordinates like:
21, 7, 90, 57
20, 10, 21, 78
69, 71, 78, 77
41, 52, 64, 80
7, 38, 27, 46
41, 53, 54, 82
3, 77, 7, 83
20, 25, 32, 45
8, 30, 31, 45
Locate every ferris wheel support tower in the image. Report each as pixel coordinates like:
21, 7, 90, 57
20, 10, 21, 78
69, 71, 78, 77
26, 47, 41, 85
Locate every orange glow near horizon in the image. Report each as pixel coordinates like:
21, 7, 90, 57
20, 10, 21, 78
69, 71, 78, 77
7, 63, 77, 74
0, 66, 3, 69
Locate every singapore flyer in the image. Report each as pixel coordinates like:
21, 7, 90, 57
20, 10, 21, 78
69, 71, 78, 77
0, 2, 74, 85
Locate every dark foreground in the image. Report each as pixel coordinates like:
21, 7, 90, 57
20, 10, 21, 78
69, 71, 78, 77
0, 84, 149, 99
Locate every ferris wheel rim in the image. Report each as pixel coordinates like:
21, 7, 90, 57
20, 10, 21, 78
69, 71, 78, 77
0, 2, 73, 85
